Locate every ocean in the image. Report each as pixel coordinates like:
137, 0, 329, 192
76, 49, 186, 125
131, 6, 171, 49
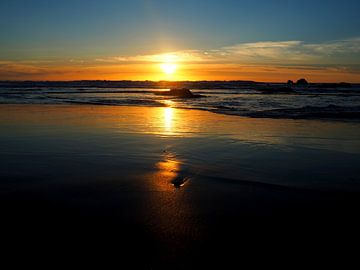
1, 81, 360, 119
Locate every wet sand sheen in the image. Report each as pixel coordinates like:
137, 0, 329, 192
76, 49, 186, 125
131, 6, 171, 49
1, 104, 359, 145
1, 104, 360, 268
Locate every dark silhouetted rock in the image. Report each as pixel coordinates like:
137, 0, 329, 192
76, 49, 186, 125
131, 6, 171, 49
287, 80, 294, 87
154, 88, 204, 98
296, 78, 309, 86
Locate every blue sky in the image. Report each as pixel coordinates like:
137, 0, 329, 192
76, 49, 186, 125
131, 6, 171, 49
1, 0, 360, 58
0, 0, 359, 81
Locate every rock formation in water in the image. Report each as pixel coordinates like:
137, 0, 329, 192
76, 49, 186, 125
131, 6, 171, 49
287, 80, 294, 87
296, 78, 309, 86
154, 88, 204, 98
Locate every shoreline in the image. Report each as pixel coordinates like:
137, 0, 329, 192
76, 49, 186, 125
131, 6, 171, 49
1, 102, 360, 122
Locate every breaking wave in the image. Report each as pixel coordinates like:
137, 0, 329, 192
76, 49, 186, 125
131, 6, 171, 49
1, 82, 360, 120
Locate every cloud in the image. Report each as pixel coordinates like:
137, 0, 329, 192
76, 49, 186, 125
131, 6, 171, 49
207, 38, 360, 64
96, 38, 360, 65
221, 41, 304, 59
1, 38, 360, 81
96, 50, 210, 64
303, 38, 360, 55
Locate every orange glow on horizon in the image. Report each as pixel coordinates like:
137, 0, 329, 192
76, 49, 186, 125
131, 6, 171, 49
1, 59, 359, 83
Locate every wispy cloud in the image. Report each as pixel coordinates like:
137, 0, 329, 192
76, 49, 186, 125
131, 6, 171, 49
95, 50, 210, 63
96, 38, 360, 65
303, 38, 360, 54
1, 38, 360, 81
220, 41, 306, 61
219, 38, 360, 64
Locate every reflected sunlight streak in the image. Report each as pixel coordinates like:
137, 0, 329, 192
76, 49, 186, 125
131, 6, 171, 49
164, 107, 174, 133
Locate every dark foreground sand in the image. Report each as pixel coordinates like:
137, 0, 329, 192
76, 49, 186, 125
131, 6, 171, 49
1, 105, 360, 268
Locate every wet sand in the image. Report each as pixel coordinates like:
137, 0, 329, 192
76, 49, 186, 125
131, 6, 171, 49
1, 105, 360, 268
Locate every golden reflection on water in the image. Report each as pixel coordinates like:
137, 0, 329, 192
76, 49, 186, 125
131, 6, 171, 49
164, 107, 174, 133
1, 105, 360, 153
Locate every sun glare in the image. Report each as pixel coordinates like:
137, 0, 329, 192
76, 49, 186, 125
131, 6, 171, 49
160, 63, 177, 75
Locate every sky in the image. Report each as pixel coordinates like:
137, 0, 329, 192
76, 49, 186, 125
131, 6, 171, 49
0, 0, 360, 82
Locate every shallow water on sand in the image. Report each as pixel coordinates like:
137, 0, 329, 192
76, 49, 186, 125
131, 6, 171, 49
1, 105, 360, 267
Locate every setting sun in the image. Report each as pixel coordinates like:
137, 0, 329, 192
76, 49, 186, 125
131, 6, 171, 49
160, 63, 177, 75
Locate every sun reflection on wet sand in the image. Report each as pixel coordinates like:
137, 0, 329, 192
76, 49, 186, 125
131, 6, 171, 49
1, 105, 359, 152
145, 150, 191, 191
164, 107, 174, 134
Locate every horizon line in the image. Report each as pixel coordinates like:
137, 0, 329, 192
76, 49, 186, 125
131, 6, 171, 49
0, 79, 359, 84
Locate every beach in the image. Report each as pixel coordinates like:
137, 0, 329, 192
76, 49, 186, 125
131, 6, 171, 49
2, 0, 360, 267
1, 104, 360, 267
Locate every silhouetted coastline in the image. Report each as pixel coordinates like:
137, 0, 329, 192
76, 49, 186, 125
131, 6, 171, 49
0, 79, 355, 90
